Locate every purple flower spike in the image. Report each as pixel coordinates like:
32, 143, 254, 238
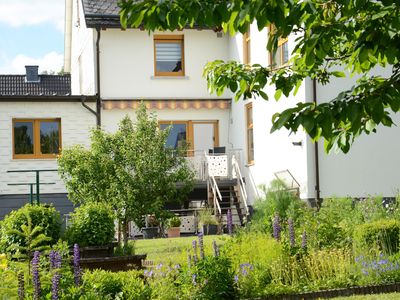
227, 209, 233, 235
18, 272, 24, 300
301, 230, 307, 249
50, 250, 62, 269
73, 244, 81, 286
192, 274, 197, 286
51, 273, 61, 300
192, 240, 198, 264
288, 218, 295, 247
198, 233, 204, 259
234, 274, 239, 283
273, 214, 281, 241
212, 240, 220, 257
32, 251, 41, 300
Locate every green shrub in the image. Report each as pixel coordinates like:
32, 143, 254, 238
250, 179, 310, 233
0, 204, 61, 253
65, 202, 115, 247
180, 256, 235, 300
81, 270, 150, 299
353, 219, 400, 255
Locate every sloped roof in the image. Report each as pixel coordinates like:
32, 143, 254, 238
0, 74, 71, 96
82, 0, 122, 28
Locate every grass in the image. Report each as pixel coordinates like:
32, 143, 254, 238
334, 292, 400, 299
133, 234, 229, 264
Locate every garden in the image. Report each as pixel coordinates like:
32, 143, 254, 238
2, 184, 400, 299
2, 105, 400, 299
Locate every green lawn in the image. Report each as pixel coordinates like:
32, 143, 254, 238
334, 293, 400, 299
134, 234, 229, 264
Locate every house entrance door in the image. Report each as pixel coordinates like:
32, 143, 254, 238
193, 122, 217, 153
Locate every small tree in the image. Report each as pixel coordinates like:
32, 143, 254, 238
58, 103, 194, 246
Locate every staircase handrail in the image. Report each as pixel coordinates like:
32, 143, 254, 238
208, 175, 222, 216
232, 155, 250, 216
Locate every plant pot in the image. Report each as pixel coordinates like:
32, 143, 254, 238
142, 227, 159, 239
202, 224, 218, 235
167, 227, 180, 238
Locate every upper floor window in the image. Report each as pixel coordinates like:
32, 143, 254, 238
245, 103, 254, 164
154, 35, 184, 76
13, 118, 61, 159
269, 25, 289, 68
243, 28, 251, 64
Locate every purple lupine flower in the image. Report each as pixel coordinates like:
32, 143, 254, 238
51, 273, 61, 300
301, 230, 307, 249
192, 240, 198, 264
32, 251, 41, 300
49, 250, 62, 269
288, 218, 295, 247
192, 274, 197, 286
174, 264, 181, 270
234, 274, 239, 283
17, 272, 24, 300
227, 209, 233, 235
73, 244, 81, 286
272, 214, 281, 241
156, 263, 163, 270
212, 240, 220, 257
198, 233, 204, 259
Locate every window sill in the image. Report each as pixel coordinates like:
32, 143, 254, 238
246, 162, 255, 167
151, 76, 190, 80
11, 158, 58, 162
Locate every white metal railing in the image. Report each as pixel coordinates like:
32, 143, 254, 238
232, 155, 249, 216
208, 175, 222, 216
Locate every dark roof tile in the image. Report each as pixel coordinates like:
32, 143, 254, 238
0, 74, 71, 96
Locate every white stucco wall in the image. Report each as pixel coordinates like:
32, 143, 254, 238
228, 24, 312, 202
99, 29, 230, 99
316, 67, 400, 197
70, 0, 96, 95
0, 102, 96, 195
102, 108, 230, 149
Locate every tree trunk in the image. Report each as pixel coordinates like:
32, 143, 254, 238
122, 217, 129, 249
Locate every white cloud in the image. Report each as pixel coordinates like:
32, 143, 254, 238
0, 0, 65, 31
0, 52, 63, 74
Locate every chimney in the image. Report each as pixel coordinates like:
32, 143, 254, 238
25, 65, 40, 82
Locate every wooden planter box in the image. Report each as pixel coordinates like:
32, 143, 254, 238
70, 245, 115, 259
142, 227, 159, 239
79, 254, 147, 272
167, 227, 180, 238
202, 224, 218, 235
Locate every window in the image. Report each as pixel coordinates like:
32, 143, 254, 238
269, 25, 289, 68
243, 28, 251, 64
13, 119, 61, 159
154, 35, 184, 76
159, 121, 188, 149
245, 103, 254, 164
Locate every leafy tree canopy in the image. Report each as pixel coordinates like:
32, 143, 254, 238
58, 103, 194, 244
119, 0, 400, 152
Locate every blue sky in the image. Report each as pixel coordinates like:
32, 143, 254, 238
0, 0, 65, 74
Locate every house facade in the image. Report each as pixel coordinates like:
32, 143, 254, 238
1, 0, 398, 220
0, 66, 97, 219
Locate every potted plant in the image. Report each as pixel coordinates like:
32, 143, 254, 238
167, 216, 181, 238
142, 215, 159, 239
198, 208, 219, 235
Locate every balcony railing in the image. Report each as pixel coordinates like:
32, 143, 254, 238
185, 149, 243, 181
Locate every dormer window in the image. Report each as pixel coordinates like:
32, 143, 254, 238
154, 35, 184, 76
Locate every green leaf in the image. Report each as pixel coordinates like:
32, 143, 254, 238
274, 89, 282, 101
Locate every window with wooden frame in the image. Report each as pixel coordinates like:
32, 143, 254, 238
245, 103, 254, 164
154, 35, 184, 76
13, 118, 61, 159
243, 28, 251, 64
269, 25, 289, 68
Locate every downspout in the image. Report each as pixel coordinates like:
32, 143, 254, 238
313, 79, 321, 207
80, 96, 97, 116
95, 27, 101, 127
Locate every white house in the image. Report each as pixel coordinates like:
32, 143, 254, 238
1, 0, 398, 222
